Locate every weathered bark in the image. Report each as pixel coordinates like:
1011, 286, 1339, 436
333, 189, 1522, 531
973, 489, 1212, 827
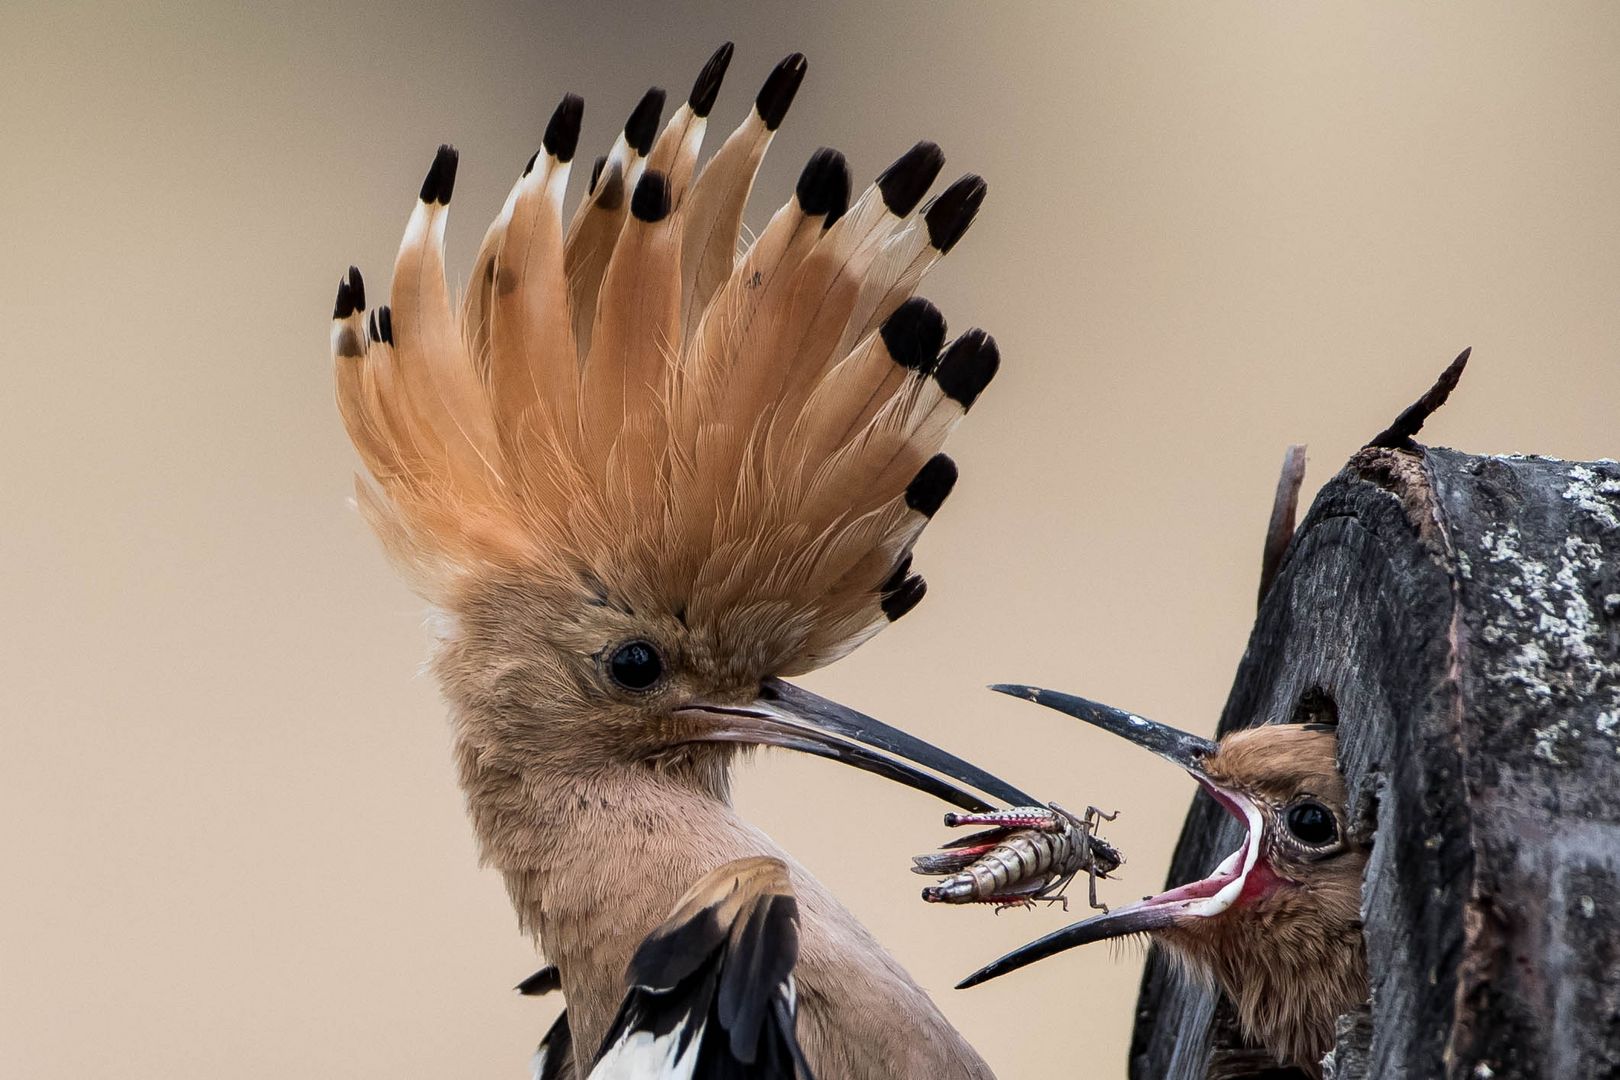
1129, 444, 1620, 1079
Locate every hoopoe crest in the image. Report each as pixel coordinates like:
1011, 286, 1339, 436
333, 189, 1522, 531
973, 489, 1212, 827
330, 44, 997, 707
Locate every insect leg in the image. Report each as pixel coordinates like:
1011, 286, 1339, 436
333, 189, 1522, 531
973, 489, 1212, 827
985, 879, 1049, 912
1052, 803, 1119, 912
942, 807, 1066, 832
1032, 869, 1082, 913
1085, 805, 1120, 828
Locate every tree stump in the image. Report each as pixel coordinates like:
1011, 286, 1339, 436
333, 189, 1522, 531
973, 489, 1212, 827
1128, 443, 1620, 1079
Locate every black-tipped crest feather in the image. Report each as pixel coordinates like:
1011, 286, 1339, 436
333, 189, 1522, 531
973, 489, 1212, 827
367, 305, 393, 346
419, 145, 458, 205
543, 94, 585, 163
882, 574, 927, 621
625, 88, 666, 156
934, 330, 998, 409
905, 453, 957, 517
877, 141, 944, 216
689, 42, 734, 117
756, 53, 807, 130
880, 297, 947, 372
795, 148, 851, 222
879, 553, 913, 596
631, 170, 672, 222
333, 265, 365, 319
924, 175, 986, 253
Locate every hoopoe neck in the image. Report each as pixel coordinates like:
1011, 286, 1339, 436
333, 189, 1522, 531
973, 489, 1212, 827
448, 704, 767, 1051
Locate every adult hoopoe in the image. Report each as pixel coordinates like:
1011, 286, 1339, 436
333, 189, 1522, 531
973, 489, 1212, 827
330, 44, 1028, 1078
957, 688, 1368, 1076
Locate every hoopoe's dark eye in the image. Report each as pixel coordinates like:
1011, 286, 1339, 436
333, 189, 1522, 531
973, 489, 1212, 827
607, 640, 664, 692
1285, 801, 1338, 846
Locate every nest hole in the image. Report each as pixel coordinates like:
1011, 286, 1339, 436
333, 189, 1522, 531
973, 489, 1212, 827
1291, 685, 1339, 728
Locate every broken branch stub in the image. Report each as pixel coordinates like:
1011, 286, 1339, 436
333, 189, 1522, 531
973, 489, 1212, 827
1258, 444, 1308, 610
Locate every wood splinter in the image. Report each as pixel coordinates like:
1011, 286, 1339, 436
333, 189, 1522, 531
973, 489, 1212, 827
1365, 346, 1471, 451
1258, 444, 1308, 610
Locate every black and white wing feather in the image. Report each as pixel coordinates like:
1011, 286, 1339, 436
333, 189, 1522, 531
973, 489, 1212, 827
587, 858, 811, 1080
518, 965, 576, 1080
530, 1010, 577, 1080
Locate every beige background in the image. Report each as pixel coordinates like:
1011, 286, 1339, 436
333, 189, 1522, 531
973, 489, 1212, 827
4, 2, 1618, 1076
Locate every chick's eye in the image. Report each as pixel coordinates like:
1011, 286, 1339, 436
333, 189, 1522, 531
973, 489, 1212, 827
607, 640, 664, 692
1285, 801, 1338, 846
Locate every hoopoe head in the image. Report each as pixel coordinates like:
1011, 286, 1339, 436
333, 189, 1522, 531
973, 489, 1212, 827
332, 46, 1023, 808
959, 688, 1368, 1074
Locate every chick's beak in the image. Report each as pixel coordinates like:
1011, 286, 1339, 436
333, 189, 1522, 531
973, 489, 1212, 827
956, 684, 1261, 990
675, 677, 1039, 814
988, 684, 1216, 771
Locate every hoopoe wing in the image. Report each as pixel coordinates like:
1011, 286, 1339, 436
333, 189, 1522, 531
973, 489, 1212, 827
586, 858, 811, 1080
530, 1011, 577, 1080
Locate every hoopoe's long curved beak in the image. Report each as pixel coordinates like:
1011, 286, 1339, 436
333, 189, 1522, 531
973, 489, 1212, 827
956, 684, 1258, 989
675, 677, 1039, 814
988, 684, 1217, 772
956, 901, 1184, 987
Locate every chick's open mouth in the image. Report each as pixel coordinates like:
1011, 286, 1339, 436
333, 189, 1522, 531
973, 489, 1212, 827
1124, 779, 1263, 919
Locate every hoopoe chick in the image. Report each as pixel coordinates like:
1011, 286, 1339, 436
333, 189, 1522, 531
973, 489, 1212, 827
958, 687, 1368, 1077
332, 44, 1019, 1078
